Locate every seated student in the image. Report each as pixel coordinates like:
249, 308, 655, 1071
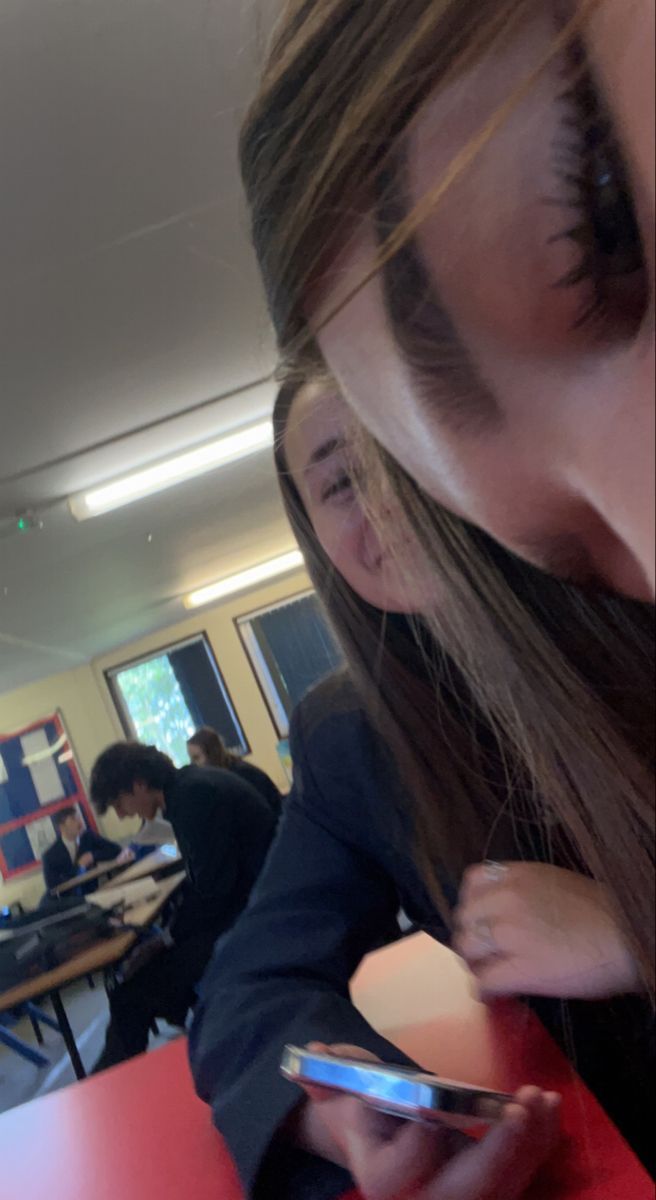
42, 807, 129, 894
187, 727, 284, 820
189, 383, 653, 1199
89, 741, 276, 1071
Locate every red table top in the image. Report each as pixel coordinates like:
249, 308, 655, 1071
0, 1040, 243, 1200
0, 935, 652, 1200
349, 934, 654, 1200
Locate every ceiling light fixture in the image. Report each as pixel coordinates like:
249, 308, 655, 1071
68, 419, 273, 520
183, 549, 304, 609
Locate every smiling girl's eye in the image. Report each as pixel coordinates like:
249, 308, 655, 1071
320, 472, 353, 504
550, 38, 648, 334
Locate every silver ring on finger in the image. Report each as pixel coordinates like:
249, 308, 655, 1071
482, 859, 509, 884
471, 917, 497, 952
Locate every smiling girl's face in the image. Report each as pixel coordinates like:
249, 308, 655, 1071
312, 1, 654, 600
284, 383, 435, 612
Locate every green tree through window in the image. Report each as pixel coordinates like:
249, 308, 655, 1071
116, 655, 195, 766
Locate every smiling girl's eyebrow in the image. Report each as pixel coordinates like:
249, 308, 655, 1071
374, 156, 500, 435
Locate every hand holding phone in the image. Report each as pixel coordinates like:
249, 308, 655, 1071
283, 1043, 560, 1200
282, 1044, 512, 1129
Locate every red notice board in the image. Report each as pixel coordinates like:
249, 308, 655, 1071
0, 711, 95, 880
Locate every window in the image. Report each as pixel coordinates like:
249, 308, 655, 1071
107, 634, 246, 766
237, 591, 343, 737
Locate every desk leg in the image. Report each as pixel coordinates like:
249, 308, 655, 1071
28, 1010, 44, 1044
25, 1002, 61, 1036
50, 990, 86, 1080
0, 1024, 50, 1068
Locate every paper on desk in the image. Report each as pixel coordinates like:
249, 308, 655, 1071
129, 818, 176, 846
87, 876, 160, 912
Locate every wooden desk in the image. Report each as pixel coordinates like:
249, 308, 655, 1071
54, 845, 181, 896
0, 873, 185, 1079
54, 854, 126, 894
100, 844, 182, 887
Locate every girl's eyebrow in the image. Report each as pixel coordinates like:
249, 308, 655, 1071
304, 435, 346, 473
374, 158, 500, 436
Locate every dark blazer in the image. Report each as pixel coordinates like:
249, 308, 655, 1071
190, 672, 654, 1199
42, 829, 121, 893
230, 759, 284, 821
163, 764, 277, 944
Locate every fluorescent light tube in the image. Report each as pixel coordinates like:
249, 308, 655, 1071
184, 549, 304, 609
69, 420, 273, 519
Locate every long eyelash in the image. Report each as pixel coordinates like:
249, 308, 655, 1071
321, 473, 352, 502
551, 61, 612, 328
545, 39, 644, 332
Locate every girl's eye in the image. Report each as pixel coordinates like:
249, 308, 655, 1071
549, 38, 648, 333
321, 472, 353, 503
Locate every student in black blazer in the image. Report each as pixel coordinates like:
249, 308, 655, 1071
42, 807, 125, 893
189, 383, 653, 1199
187, 726, 284, 820
89, 742, 276, 1071
191, 672, 653, 1197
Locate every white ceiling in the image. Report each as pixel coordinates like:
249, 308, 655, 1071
0, 0, 294, 692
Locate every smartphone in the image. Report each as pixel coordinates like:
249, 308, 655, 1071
280, 1045, 513, 1129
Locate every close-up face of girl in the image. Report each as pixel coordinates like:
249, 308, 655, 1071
283, 383, 434, 612
312, 0, 654, 600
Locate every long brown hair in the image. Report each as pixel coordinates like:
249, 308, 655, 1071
275, 382, 505, 923
187, 727, 238, 770
248, 4, 655, 989
275, 381, 654, 963
241, 0, 593, 362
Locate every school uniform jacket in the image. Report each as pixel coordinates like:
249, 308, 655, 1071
42, 829, 122, 893
163, 765, 277, 945
190, 673, 654, 1198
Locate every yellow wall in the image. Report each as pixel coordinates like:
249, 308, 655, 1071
0, 567, 310, 910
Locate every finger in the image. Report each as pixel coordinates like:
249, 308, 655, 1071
454, 930, 497, 966
474, 955, 589, 1001
459, 863, 512, 904
326, 1044, 382, 1062
306, 1041, 380, 1062
425, 1087, 560, 1200
470, 957, 532, 997
298, 1083, 337, 1104
454, 919, 520, 965
345, 1101, 451, 1199
454, 890, 515, 934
